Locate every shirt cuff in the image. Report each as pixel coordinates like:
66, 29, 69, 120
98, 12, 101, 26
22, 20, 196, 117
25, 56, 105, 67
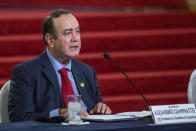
49, 109, 59, 118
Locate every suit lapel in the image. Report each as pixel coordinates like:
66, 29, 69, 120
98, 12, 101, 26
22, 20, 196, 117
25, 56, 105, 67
71, 60, 94, 111
40, 51, 64, 106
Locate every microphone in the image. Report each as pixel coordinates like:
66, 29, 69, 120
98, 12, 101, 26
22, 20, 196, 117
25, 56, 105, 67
103, 53, 151, 107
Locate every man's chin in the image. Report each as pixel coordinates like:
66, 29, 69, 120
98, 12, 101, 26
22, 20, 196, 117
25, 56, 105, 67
68, 53, 79, 60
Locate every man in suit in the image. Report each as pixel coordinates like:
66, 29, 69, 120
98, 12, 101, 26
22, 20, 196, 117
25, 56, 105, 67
8, 9, 111, 122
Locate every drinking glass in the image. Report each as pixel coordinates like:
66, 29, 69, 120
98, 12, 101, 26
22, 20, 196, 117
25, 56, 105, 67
67, 95, 82, 124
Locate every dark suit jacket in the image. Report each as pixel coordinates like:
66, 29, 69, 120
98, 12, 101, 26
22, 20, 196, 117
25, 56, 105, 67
8, 50, 103, 122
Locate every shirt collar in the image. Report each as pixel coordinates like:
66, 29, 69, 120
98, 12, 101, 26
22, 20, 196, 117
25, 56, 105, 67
46, 48, 72, 72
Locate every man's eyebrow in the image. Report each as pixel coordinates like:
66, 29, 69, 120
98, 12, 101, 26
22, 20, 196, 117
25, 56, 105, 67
64, 29, 73, 32
63, 26, 80, 33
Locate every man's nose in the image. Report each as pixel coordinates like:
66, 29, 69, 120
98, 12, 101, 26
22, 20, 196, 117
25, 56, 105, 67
71, 32, 79, 42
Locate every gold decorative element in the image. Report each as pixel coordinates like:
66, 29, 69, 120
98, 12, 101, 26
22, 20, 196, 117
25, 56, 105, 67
80, 82, 85, 88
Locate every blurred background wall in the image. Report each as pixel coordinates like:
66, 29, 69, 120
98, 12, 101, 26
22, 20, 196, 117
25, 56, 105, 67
0, 0, 196, 113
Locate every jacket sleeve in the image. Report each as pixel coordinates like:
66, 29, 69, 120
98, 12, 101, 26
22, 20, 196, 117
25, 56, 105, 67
8, 64, 50, 122
93, 69, 103, 104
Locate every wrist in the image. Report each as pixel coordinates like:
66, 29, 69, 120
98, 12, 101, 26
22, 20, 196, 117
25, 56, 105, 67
59, 108, 68, 118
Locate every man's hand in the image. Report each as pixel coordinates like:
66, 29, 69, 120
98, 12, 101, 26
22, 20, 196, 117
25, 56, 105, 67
59, 108, 68, 118
81, 109, 89, 118
59, 108, 89, 118
90, 102, 112, 115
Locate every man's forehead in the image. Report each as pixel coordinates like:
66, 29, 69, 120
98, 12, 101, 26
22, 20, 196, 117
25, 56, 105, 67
53, 14, 79, 31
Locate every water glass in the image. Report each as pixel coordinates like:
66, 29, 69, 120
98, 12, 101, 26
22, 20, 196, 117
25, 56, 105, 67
67, 95, 82, 124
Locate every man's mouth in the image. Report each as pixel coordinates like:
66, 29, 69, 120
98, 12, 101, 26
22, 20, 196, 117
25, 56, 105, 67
70, 46, 79, 50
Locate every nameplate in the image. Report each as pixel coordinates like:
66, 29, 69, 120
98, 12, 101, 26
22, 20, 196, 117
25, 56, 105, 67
150, 104, 196, 125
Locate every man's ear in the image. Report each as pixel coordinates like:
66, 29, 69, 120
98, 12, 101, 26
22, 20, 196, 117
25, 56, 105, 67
45, 33, 55, 48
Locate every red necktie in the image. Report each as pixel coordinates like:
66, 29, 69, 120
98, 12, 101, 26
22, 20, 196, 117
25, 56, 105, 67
59, 68, 74, 107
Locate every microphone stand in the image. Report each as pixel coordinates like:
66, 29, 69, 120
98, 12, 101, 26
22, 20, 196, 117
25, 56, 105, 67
103, 53, 151, 107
